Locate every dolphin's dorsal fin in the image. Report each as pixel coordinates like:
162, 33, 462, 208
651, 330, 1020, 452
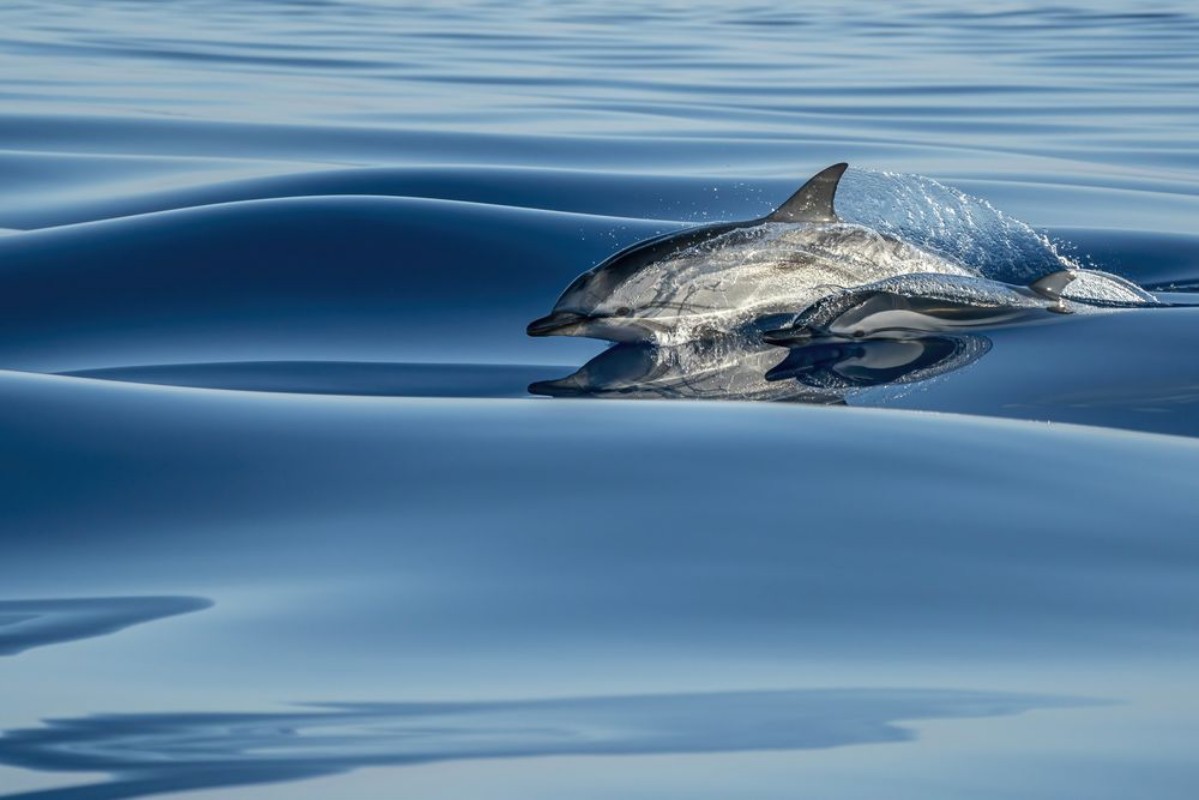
767, 163, 848, 224
1029, 270, 1076, 300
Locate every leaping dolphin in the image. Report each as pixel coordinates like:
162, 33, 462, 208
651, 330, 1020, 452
759, 266, 1183, 347
530, 162, 848, 334
528, 163, 978, 343
527, 162, 1163, 346
762, 271, 1079, 345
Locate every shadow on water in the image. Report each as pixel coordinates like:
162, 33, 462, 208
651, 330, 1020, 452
0, 597, 212, 658
0, 689, 1095, 800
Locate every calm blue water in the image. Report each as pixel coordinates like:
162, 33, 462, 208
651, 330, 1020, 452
2, 2, 1198, 798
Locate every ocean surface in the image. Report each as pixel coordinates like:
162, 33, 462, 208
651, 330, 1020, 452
2, 2, 1198, 798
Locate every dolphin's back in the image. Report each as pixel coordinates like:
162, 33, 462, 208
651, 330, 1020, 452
553, 163, 852, 312
568, 220, 746, 304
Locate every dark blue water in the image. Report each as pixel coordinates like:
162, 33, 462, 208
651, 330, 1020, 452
2, 2, 1198, 798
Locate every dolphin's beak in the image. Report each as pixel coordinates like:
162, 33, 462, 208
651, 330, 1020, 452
527, 310, 588, 337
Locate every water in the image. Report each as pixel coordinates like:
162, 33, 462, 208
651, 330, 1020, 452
1, 2, 1198, 798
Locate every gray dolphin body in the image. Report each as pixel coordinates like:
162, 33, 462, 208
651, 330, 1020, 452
526, 163, 976, 343
760, 264, 1182, 346
762, 271, 1079, 345
528, 162, 1161, 346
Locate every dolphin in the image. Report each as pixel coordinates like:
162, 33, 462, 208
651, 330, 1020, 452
527, 162, 1171, 347
527, 163, 982, 344
762, 271, 1080, 345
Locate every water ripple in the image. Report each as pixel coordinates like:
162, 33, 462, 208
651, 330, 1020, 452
0, 689, 1091, 800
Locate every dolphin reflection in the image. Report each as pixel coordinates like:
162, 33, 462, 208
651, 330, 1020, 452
529, 329, 989, 403
765, 334, 991, 391
530, 336, 842, 403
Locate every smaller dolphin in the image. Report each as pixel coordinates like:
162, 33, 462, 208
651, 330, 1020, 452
762, 271, 1079, 345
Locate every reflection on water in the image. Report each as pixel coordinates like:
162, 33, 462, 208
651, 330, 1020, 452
0, 689, 1091, 800
766, 335, 990, 391
0, 597, 211, 658
531, 331, 988, 402
530, 336, 836, 402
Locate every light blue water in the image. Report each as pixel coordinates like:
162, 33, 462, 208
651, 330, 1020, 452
1, 2, 1198, 798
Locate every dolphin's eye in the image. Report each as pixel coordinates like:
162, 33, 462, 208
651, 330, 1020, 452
613, 306, 633, 318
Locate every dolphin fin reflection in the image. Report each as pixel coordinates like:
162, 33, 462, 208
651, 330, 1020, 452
765, 334, 991, 391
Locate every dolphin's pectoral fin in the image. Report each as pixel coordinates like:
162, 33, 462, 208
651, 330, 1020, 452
1029, 269, 1076, 301
767, 163, 849, 224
